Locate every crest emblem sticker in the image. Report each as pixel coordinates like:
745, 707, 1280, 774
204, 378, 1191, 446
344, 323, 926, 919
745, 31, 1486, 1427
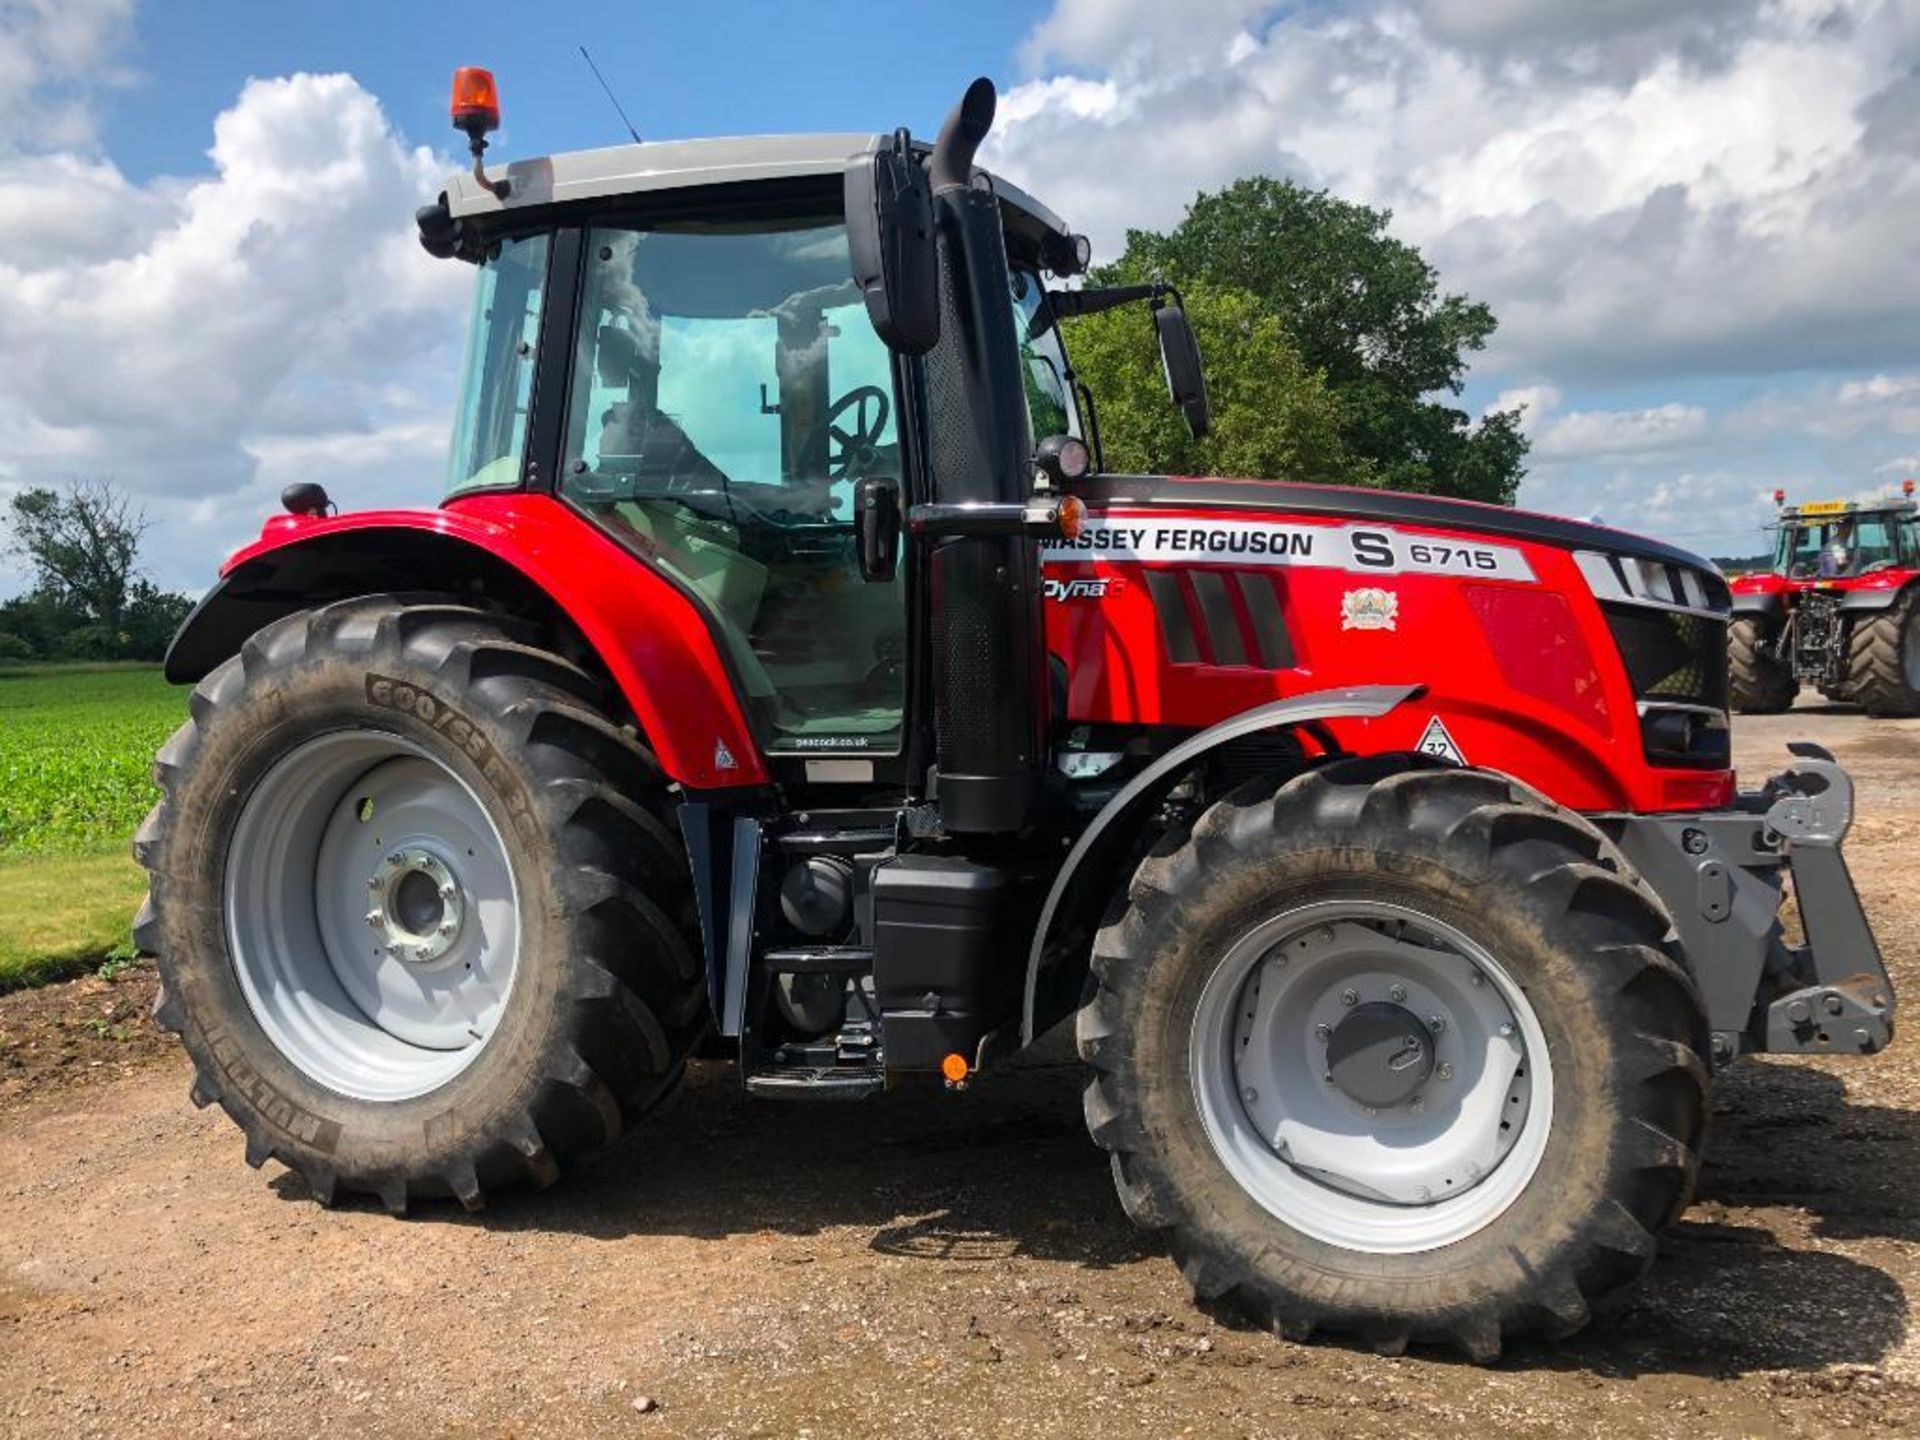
1340, 587, 1398, 631
1416, 716, 1466, 765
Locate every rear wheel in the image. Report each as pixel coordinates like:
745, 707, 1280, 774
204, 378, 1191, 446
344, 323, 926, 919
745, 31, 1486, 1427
1729, 614, 1795, 713
1077, 756, 1708, 1359
136, 596, 705, 1211
1847, 590, 1920, 716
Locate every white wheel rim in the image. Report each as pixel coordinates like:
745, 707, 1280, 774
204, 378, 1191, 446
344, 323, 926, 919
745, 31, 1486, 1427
1189, 899, 1553, 1254
224, 732, 522, 1102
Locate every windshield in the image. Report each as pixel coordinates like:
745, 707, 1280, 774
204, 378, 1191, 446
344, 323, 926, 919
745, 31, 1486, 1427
1776, 513, 1917, 578
559, 216, 908, 754
446, 234, 550, 495
1008, 267, 1078, 444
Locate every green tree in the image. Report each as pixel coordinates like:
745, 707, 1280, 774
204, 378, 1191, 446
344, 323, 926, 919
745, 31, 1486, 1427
1069, 281, 1359, 484
1, 479, 194, 661
5, 480, 149, 628
1079, 177, 1527, 503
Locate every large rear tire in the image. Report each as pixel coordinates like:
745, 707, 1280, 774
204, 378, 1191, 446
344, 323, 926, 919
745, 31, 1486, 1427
1729, 614, 1795, 713
1847, 590, 1920, 716
1077, 756, 1708, 1360
136, 596, 705, 1212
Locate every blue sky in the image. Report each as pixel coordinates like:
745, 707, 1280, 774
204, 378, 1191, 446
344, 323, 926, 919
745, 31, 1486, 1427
3, 0, 1918, 592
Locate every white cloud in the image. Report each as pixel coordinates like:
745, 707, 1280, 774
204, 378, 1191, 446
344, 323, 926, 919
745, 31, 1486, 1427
986, 0, 1920, 385
1537, 402, 1711, 460
0, 69, 469, 588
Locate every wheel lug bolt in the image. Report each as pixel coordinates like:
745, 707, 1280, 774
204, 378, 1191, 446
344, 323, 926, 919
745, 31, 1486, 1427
416, 947, 433, 961
439, 921, 456, 936
1470, 971, 1485, 987
1340, 988, 1359, 1007
366, 876, 380, 891
365, 910, 382, 928
1498, 1021, 1515, 1038
1437, 1063, 1453, 1080
439, 884, 456, 900
1410, 1097, 1425, 1115
1428, 1015, 1446, 1033
1315, 1023, 1331, 1043
1242, 1087, 1258, 1105
1389, 983, 1407, 1003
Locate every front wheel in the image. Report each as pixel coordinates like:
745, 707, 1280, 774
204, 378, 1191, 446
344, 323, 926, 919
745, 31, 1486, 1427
136, 596, 706, 1211
1077, 756, 1708, 1359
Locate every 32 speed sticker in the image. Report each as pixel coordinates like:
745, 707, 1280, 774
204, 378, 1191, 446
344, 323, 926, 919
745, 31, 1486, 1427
1042, 518, 1535, 582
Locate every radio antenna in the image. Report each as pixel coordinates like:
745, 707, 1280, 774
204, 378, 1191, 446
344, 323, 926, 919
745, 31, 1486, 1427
578, 45, 642, 144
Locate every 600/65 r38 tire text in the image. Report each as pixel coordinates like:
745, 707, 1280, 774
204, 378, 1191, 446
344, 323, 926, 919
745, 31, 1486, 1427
134, 595, 706, 1212
1077, 755, 1709, 1360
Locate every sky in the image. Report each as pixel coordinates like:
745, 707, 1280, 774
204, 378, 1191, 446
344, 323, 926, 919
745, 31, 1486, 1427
2, 0, 1918, 595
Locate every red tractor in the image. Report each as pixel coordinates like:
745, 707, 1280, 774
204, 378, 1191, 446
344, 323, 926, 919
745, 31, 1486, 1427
1730, 485, 1920, 714
139, 73, 1892, 1359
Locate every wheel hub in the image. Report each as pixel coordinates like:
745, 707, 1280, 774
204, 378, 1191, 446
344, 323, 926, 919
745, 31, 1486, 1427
367, 846, 464, 965
1196, 905, 1552, 1253
1326, 1001, 1434, 1109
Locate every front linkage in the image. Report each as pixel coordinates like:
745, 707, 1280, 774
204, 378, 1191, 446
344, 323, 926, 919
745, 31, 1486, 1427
1608, 742, 1893, 1067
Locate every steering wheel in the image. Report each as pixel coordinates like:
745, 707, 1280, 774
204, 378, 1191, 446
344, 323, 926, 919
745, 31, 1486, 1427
823, 386, 891, 480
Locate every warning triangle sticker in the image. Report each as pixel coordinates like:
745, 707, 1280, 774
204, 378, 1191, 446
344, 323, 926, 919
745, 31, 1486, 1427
1416, 716, 1466, 765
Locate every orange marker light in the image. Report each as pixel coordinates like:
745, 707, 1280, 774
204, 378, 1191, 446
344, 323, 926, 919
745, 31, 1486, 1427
940, 1053, 970, 1084
451, 67, 501, 137
1058, 493, 1087, 540
1773, 488, 1786, 505
1905, 478, 1916, 497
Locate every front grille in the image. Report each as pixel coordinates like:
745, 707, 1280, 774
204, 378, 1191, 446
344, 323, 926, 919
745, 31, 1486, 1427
1602, 603, 1729, 711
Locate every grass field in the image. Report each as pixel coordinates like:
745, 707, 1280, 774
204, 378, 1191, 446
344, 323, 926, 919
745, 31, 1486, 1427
0, 665, 184, 988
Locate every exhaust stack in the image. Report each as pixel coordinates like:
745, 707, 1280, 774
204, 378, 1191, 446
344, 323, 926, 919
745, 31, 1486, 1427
920, 78, 1049, 834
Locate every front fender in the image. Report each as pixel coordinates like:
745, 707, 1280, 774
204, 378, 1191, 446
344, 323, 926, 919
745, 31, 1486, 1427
1020, 682, 1423, 1044
165, 494, 767, 789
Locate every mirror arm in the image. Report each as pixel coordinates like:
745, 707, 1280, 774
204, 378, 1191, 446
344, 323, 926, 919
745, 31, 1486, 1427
1028, 282, 1176, 339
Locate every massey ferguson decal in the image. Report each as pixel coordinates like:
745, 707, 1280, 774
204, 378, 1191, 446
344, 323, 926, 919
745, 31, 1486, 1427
1042, 518, 1535, 582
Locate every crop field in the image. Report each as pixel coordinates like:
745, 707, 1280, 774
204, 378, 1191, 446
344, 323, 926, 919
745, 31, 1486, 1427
0, 665, 184, 987
0, 665, 184, 857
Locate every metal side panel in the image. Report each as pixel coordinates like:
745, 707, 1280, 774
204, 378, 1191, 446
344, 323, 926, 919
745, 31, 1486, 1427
722, 817, 764, 1038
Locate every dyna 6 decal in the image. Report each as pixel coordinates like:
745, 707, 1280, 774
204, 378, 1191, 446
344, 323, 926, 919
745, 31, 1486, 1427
1041, 517, 1536, 583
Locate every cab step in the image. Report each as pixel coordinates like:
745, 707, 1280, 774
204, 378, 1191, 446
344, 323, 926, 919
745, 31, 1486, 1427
743, 1068, 885, 1101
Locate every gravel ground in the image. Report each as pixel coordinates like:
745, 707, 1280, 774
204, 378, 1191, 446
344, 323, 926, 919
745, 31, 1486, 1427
2, 703, 1918, 1438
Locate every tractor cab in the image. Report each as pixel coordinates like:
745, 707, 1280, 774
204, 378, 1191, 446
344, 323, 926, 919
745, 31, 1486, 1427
1770, 491, 1920, 581
410, 85, 1155, 816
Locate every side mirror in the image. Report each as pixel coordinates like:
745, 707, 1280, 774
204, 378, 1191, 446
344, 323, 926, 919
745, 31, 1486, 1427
1154, 301, 1211, 440
846, 130, 940, 356
855, 476, 902, 582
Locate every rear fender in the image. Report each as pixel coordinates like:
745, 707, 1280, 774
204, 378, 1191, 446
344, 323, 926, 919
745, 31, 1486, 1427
1020, 682, 1422, 1044
165, 494, 767, 789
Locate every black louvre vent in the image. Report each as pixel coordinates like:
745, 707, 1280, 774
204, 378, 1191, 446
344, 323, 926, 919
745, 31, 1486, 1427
1602, 603, 1729, 711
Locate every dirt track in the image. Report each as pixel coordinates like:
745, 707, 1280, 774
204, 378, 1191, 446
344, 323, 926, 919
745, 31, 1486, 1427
4, 704, 1920, 1438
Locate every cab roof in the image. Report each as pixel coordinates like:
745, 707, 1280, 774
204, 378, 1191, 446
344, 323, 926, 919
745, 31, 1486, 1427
442, 132, 1071, 242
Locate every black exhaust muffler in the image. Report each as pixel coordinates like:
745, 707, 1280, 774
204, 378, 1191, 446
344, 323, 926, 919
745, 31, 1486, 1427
921, 79, 1047, 834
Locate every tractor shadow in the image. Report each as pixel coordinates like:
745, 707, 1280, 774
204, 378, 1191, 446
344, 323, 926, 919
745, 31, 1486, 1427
273, 1049, 1912, 1376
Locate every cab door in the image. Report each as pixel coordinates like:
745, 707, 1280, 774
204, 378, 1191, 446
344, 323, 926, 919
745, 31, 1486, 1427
555, 216, 910, 762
